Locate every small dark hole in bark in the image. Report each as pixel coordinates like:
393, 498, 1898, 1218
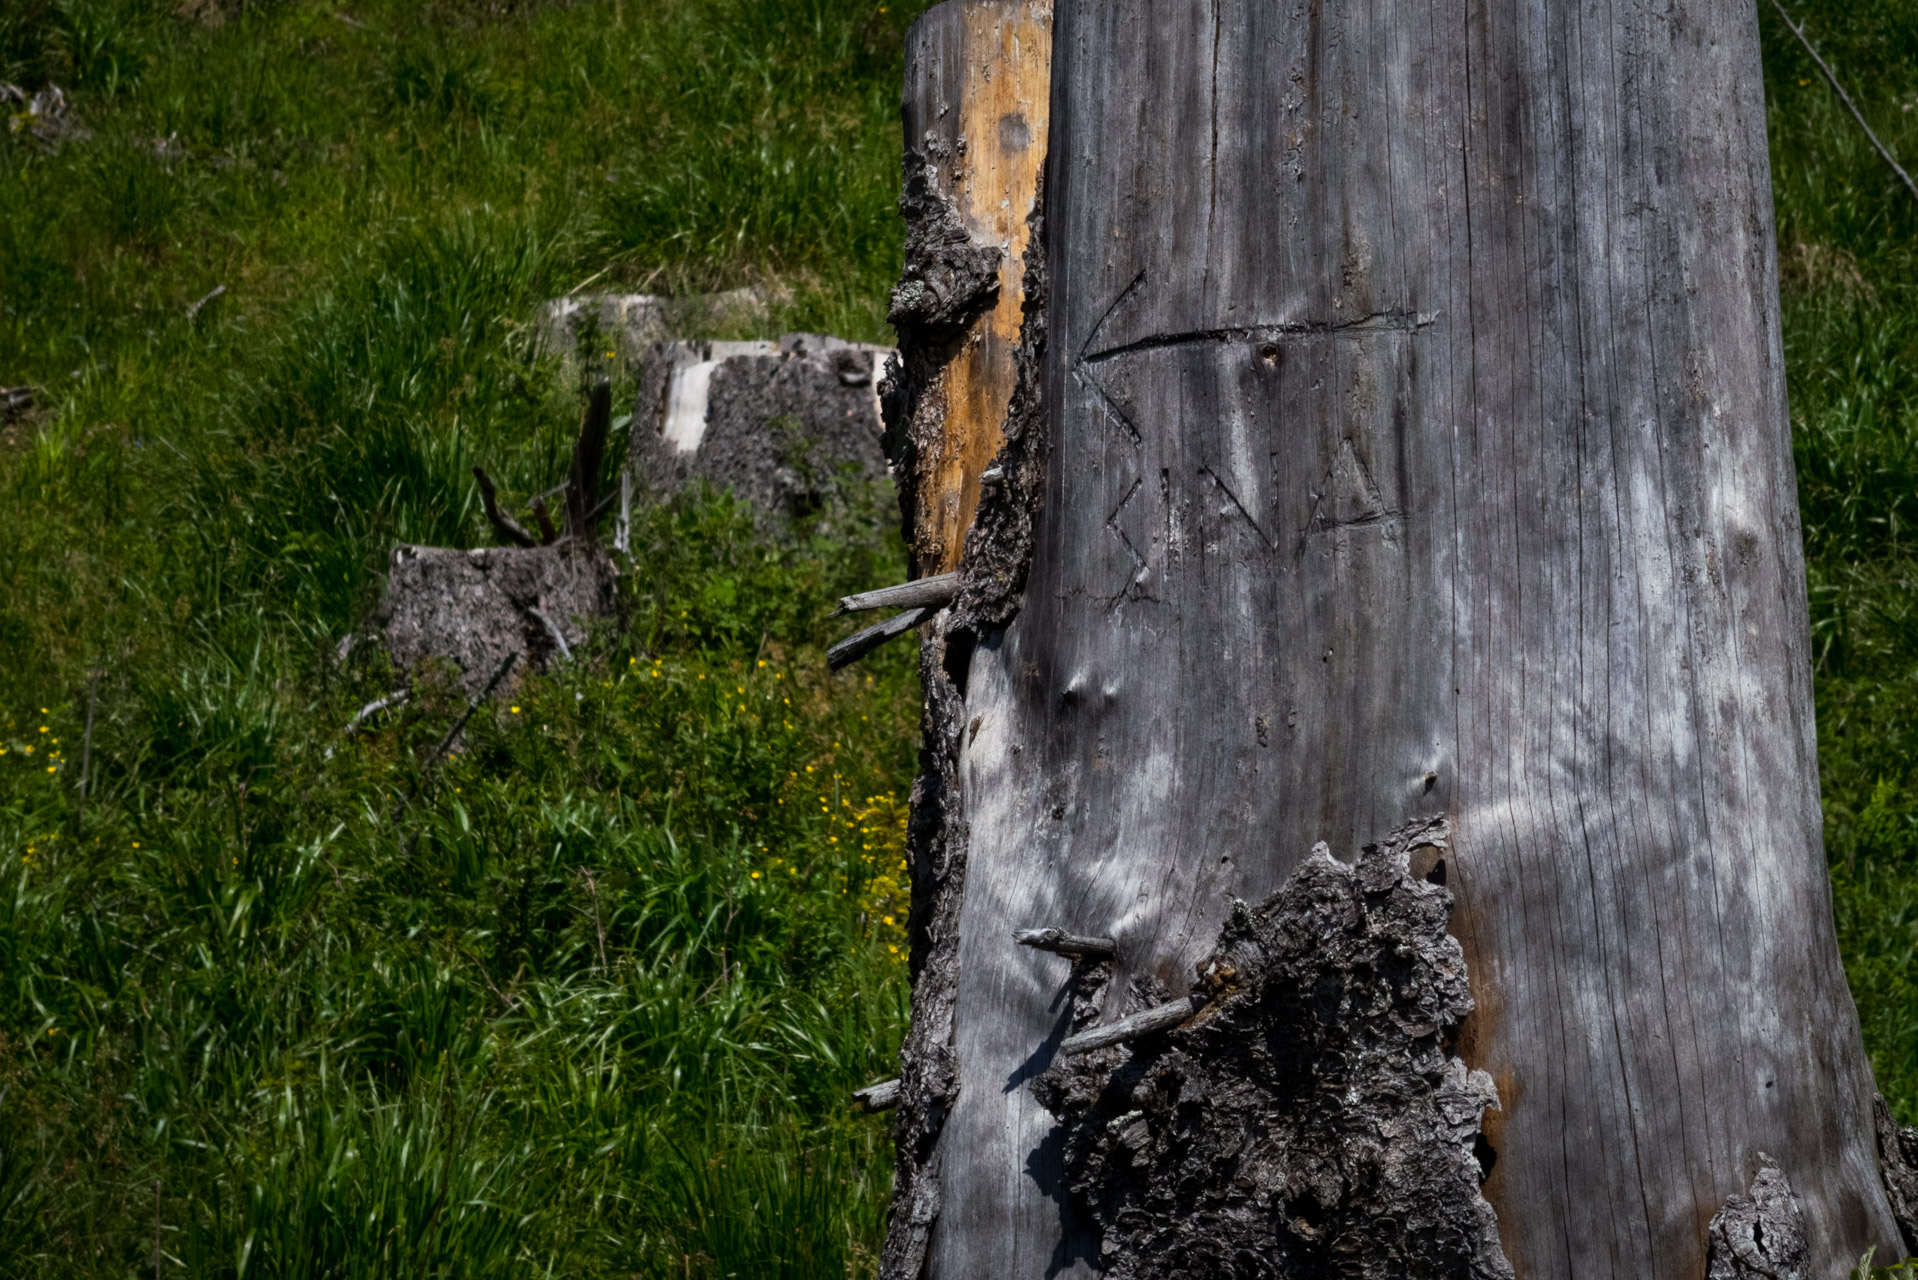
944, 628, 977, 697
1474, 1133, 1498, 1180
1407, 843, 1446, 885
1287, 1195, 1329, 1236
1259, 342, 1280, 365
1423, 772, 1438, 793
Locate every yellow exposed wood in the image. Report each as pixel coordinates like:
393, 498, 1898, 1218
919, 2, 1050, 573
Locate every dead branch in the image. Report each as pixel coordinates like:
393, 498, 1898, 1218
834, 571, 961, 616
566, 377, 613, 538
344, 688, 409, 736
527, 607, 572, 662
531, 498, 558, 545
854, 1079, 902, 1113
1059, 996, 1204, 1057
827, 606, 933, 671
472, 467, 538, 548
1016, 928, 1117, 959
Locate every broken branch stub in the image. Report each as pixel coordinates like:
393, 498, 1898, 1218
1014, 927, 1117, 960
1057, 995, 1200, 1056
1032, 821, 1513, 1280
827, 607, 932, 672
854, 1079, 903, 1114
835, 571, 961, 616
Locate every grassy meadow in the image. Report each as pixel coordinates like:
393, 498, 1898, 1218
2, 0, 1918, 1275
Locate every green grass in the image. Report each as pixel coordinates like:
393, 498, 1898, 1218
1765, 0, 1918, 1132
0, 0, 926, 1275
5, 0, 1918, 1274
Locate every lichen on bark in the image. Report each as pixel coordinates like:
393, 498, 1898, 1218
1032, 818, 1514, 1280
1705, 1155, 1809, 1279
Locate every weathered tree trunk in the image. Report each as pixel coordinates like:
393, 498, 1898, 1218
883, 1, 1911, 1277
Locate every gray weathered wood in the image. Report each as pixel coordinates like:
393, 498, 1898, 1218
826, 607, 931, 672
1057, 996, 1199, 1057
343, 689, 409, 737
854, 1078, 902, 1114
835, 571, 961, 616
898, 1, 1906, 1277
1014, 928, 1115, 959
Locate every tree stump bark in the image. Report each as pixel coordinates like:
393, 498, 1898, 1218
883, 1, 1910, 1277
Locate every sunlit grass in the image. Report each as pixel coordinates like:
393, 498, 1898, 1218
0, 0, 926, 1275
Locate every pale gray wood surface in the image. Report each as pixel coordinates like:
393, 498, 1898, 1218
837, 572, 962, 616
921, 0, 1903, 1276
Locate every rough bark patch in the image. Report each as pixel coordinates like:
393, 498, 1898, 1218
879, 145, 1006, 578
1705, 1154, 1809, 1279
876, 166, 1048, 1280
1032, 819, 1514, 1280
887, 149, 1004, 342
1873, 1093, 1918, 1254
878, 616, 971, 1280
380, 542, 614, 697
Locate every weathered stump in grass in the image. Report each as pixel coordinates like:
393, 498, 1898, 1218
380, 380, 619, 695
879, 0, 1914, 1277
627, 333, 893, 520
379, 542, 613, 697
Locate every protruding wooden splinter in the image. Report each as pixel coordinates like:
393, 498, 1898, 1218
853, 1078, 901, 1113
1016, 928, 1117, 959
834, 571, 961, 617
1059, 995, 1205, 1057
827, 606, 933, 671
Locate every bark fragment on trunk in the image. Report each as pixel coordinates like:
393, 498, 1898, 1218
1033, 819, 1512, 1280
1705, 1156, 1810, 1280
1874, 1094, 1918, 1253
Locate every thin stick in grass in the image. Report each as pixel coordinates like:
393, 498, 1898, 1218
391, 650, 518, 832
78, 665, 98, 810
424, 650, 519, 772
1770, 0, 1918, 206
